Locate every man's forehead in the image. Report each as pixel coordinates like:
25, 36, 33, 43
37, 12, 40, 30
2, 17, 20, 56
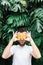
17, 32, 26, 34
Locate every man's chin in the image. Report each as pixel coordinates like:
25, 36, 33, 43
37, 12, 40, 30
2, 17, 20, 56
19, 43, 25, 46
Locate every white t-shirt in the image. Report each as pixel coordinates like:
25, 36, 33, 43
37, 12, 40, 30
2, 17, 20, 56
10, 44, 33, 65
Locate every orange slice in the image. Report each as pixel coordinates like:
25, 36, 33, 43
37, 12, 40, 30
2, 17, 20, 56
17, 33, 26, 39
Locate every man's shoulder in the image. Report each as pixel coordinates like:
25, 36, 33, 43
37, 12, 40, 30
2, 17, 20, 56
26, 45, 32, 47
12, 45, 17, 48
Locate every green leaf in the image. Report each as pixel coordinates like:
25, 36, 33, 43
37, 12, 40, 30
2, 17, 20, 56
0, 21, 2, 38
0, 10, 3, 18
36, 20, 43, 33
30, 0, 43, 3
0, 44, 5, 56
30, 8, 43, 33
34, 37, 41, 46
6, 15, 14, 24
2, 25, 8, 31
8, 29, 14, 33
1, 0, 10, 6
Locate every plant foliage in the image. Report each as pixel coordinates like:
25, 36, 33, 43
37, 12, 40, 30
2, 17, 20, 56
0, 0, 43, 65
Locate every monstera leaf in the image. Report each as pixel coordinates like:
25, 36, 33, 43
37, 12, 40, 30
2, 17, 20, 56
30, 8, 43, 33
0, 10, 3, 18
30, 0, 43, 3
1, 0, 27, 12
1, 0, 10, 6
6, 13, 30, 26
1, 0, 43, 12
36, 20, 43, 33
34, 37, 41, 46
0, 21, 2, 38
1, 13, 30, 42
6, 15, 15, 24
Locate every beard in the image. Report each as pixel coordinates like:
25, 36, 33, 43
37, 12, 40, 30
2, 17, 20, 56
19, 43, 25, 46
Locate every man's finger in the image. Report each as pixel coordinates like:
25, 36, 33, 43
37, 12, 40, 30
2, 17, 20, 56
27, 31, 28, 33
13, 31, 14, 36
29, 31, 31, 36
30, 31, 31, 34
15, 31, 17, 34
14, 31, 17, 35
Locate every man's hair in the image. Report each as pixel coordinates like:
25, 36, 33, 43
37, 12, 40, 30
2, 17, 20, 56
17, 28, 25, 32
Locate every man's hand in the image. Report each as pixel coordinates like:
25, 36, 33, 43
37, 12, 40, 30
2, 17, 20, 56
25, 31, 32, 42
12, 31, 19, 42
25, 31, 41, 59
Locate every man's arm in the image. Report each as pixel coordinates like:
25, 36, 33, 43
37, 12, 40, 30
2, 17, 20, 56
2, 31, 18, 59
25, 32, 41, 59
30, 38, 41, 59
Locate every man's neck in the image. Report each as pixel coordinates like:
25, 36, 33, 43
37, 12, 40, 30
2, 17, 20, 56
19, 43, 26, 47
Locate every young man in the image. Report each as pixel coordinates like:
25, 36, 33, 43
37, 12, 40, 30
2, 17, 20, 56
2, 28, 41, 65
